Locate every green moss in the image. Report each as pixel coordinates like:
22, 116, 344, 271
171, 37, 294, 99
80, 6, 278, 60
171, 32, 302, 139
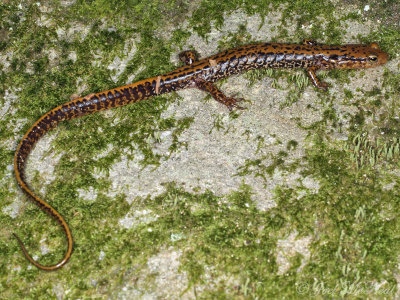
343, 133, 400, 169
217, 23, 252, 50
287, 137, 400, 296
244, 68, 274, 85
2, 0, 399, 298
236, 150, 291, 183
344, 88, 354, 99
287, 140, 298, 151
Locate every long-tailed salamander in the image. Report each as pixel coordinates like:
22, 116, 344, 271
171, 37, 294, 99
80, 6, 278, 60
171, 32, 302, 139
14, 39, 388, 270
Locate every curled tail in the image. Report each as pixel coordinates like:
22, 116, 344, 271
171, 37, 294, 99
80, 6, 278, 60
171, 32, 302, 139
13, 95, 86, 270
13, 78, 162, 270
13, 108, 74, 271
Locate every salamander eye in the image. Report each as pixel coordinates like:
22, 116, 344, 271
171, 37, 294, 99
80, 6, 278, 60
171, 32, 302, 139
369, 55, 378, 61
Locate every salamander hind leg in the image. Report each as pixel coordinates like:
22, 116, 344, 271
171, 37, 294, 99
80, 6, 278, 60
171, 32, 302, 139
179, 50, 199, 65
306, 67, 329, 91
195, 79, 245, 111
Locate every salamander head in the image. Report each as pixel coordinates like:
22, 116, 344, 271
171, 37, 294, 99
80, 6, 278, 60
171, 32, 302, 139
324, 43, 388, 69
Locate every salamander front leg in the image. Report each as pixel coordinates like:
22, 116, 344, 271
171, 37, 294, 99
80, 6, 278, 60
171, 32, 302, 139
302, 39, 317, 45
306, 67, 329, 91
195, 79, 245, 111
179, 50, 199, 65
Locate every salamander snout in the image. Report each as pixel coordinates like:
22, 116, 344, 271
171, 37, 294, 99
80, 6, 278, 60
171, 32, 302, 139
366, 43, 388, 67
332, 43, 388, 69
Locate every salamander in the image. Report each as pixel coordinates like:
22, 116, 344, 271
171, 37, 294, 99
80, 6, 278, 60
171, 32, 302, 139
13, 39, 388, 270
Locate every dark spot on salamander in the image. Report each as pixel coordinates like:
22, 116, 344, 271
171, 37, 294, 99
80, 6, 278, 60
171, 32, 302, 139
76, 100, 83, 108
230, 56, 238, 67
238, 55, 247, 64
91, 95, 101, 109
137, 84, 146, 96
247, 45, 258, 50
329, 54, 339, 60
99, 93, 107, 101
121, 88, 131, 100
40, 115, 50, 125
144, 81, 153, 94
107, 92, 114, 100
61, 104, 70, 113
55, 108, 64, 119
90, 95, 99, 102
130, 87, 140, 99
256, 54, 265, 64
